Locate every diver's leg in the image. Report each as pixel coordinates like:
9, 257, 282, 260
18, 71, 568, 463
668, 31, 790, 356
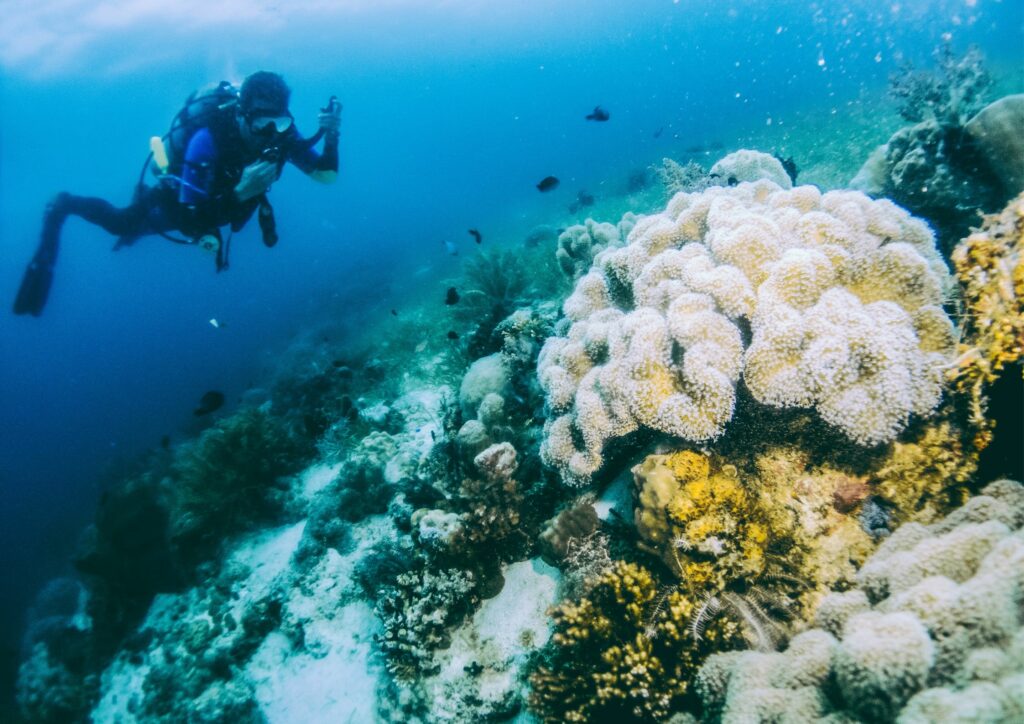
12, 190, 162, 316
53, 192, 150, 238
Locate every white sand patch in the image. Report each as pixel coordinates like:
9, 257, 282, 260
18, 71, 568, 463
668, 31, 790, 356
385, 385, 450, 482
231, 521, 306, 602
92, 655, 152, 721
474, 559, 559, 658
425, 558, 560, 719
299, 462, 342, 501
245, 599, 381, 722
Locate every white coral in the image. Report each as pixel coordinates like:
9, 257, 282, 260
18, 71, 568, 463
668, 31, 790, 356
539, 165, 953, 483
710, 149, 793, 189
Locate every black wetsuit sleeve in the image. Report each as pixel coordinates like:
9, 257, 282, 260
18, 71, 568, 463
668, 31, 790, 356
287, 129, 339, 179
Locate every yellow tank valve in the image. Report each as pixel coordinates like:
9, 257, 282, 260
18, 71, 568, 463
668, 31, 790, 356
150, 136, 170, 174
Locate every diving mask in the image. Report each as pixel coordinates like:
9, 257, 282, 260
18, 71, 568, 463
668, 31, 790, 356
249, 113, 293, 135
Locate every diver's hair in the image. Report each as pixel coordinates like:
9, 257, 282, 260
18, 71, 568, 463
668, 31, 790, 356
239, 71, 291, 113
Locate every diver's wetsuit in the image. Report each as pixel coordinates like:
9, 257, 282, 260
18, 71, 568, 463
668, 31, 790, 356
43, 119, 338, 248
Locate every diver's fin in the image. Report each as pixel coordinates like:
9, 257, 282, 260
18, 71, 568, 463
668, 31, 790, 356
13, 231, 60, 317
13, 258, 55, 316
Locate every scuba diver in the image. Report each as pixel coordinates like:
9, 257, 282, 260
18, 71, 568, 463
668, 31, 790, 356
13, 71, 342, 316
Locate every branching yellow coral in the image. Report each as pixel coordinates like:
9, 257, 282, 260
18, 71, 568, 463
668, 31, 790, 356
528, 561, 741, 723
948, 192, 1024, 445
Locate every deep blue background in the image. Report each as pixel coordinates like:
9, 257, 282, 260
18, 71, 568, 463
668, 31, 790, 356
1, 0, 1021, 708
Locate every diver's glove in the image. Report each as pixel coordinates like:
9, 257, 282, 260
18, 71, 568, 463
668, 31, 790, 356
318, 96, 342, 140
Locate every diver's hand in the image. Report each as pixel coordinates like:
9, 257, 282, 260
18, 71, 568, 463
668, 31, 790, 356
319, 97, 342, 137
235, 160, 278, 202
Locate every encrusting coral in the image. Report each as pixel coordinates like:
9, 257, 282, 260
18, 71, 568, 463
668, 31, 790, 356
632, 448, 874, 633
539, 164, 955, 485
693, 478, 1024, 723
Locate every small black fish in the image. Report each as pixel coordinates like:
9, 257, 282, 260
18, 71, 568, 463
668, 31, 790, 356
653, 127, 663, 138
585, 106, 610, 121
774, 154, 799, 184
468, 229, 482, 244
445, 287, 460, 305
193, 390, 225, 417
447, 330, 459, 340
536, 176, 559, 192
391, 309, 398, 316
160, 435, 170, 450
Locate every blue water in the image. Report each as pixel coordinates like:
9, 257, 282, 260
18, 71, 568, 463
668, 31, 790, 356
1, 0, 1021, 710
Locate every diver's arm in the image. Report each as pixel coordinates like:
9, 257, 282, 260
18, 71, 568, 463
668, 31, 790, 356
289, 133, 339, 184
288, 100, 341, 183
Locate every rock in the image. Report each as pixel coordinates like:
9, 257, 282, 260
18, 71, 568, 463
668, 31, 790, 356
965, 94, 1024, 196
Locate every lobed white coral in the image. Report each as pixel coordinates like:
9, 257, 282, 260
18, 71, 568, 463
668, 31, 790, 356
693, 479, 1024, 723
556, 214, 638, 280
539, 167, 955, 484
709, 149, 794, 189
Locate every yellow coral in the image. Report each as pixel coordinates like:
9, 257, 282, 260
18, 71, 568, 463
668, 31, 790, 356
948, 192, 1024, 447
529, 561, 742, 723
633, 447, 877, 617
872, 420, 977, 523
633, 451, 782, 595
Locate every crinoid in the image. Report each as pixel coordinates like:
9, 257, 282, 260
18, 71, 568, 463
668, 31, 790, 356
450, 250, 534, 357
688, 585, 794, 653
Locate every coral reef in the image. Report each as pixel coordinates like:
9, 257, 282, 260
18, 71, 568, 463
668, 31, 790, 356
529, 561, 743, 723
880, 118, 1005, 254
448, 249, 556, 359
539, 174, 954, 484
871, 420, 977, 524
694, 479, 1024, 723
375, 564, 478, 679
168, 406, 312, 567
888, 43, 992, 126
854, 45, 1018, 252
